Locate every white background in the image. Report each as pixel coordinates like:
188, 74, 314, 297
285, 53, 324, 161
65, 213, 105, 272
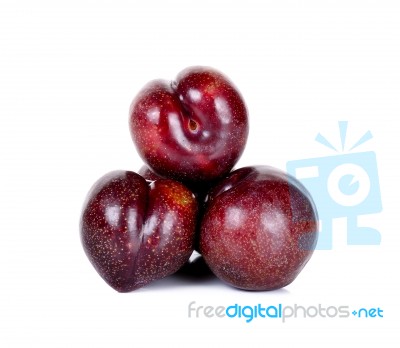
1, 0, 400, 346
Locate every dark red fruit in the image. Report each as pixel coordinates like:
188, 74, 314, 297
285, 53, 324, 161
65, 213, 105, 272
129, 66, 249, 184
138, 164, 212, 203
80, 170, 198, 292
200, 166, 318, 291
139, 164, 211, 252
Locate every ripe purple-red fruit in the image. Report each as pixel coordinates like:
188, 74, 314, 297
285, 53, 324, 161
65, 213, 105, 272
200, 166, 318, 290
80, 170, 198, 292
129, 66, 249, 184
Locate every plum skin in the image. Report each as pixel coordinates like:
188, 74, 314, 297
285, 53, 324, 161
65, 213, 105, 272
139, 164, 211, 252
138, 164, 213, 204
129, 66, 249, 184
80, 170, 198, 292
199, 166, 319, 291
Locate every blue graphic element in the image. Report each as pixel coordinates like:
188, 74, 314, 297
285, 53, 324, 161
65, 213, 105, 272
315, 133, 338, 152
339, 175, 359, 196
339, 121, 348, 151
287, 121, 382, 250
349, 130, 373, 151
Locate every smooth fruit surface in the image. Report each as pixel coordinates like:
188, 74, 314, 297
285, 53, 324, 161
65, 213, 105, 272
139, 164, 210, 252
200, 166, 318, 290
138, 164, 212, 202
129, 66, 248, 184
80, 170, 197, 292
